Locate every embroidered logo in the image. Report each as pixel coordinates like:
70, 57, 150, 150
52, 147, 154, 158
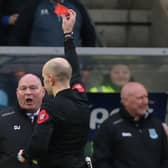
40, 9, 49, 15
37, 109, 49, 124
148, 128, 158, 139
122, 132, 132, 137
13, 125, 21, 130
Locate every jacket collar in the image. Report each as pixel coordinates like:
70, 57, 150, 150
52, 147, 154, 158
119, 105, 149, 123
15, 103, 40, 118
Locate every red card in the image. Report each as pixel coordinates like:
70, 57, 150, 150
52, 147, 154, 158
54, 3, 69, 16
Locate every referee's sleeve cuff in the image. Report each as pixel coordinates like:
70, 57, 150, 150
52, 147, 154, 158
64, 32, 74, 42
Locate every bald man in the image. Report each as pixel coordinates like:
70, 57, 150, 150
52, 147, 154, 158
0, 73, 45, 168
17, 10, 90, 168
93, 82, 168, 168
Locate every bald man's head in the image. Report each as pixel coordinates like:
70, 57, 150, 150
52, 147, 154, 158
17, 73, 45, 112
18, 74, 42, 87
42, 57, 72, 96
43, 57, 72, 82
121, 82, 149, 119
121, 82, 147, 99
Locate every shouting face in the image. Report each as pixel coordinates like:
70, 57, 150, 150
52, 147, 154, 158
17, 74, 45, 112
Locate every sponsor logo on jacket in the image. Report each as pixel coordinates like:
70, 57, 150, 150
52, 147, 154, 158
148, 128, 158, 139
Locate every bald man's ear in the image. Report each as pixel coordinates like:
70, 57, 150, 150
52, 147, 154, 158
48, 74, 56, 86
41, 87, 46, 98
120, 99, 124, 105
16, 88, 19, 99
120, 96, 127, 106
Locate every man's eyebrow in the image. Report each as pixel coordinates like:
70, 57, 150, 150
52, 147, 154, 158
19, 85, 39, 88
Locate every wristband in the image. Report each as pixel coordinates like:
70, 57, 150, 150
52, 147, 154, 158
64, 32, 74, 39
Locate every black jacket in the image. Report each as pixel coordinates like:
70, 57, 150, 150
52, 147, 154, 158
0, 107, 39, 168
23, 36, 90, 168
93, 107, 168, 168
0, 0, 30, 45
8, 0, 96, 47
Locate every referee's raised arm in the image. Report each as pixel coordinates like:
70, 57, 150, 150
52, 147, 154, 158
62, 10, 82, 87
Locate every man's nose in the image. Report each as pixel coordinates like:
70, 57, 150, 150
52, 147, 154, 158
24, 88, 32, 94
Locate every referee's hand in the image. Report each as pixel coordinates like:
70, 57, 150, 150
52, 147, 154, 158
62, 9, 76, 34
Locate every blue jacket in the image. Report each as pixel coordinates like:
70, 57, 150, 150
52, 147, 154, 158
93, 107, 168, 168
8, 0, 96, 47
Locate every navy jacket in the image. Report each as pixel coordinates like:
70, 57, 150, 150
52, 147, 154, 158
8, 0, 96, 47
93, 107, 168, 168
0, 107, 39, 168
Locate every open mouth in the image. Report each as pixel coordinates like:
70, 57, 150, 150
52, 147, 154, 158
25, 98, 33, 104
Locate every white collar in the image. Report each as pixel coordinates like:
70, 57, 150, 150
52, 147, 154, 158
26, 108, 40, 117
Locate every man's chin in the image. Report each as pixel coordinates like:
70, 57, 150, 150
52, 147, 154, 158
139, 110, 147, 116
23, 105, 35, 111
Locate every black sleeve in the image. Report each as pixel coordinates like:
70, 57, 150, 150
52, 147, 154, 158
93, 121, 114, 168
80, 5, 96, 47
70, 0, 96, 47
0, 127, 5, 161
0, 0, 3, 19
8, 0, 37, 46
161, 125, 168, 168
64, 36, 82, 87
0, 0, 5, 25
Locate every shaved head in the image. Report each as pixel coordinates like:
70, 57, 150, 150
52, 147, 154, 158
43, 57, 72, 82
17, 73, 45, 112
42, 57, 72, 96
18, 74, 42, 87
121, 82, 149, 118
121, 82, 147, 99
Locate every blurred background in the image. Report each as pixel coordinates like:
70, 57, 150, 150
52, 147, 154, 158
0, 0, 168, 122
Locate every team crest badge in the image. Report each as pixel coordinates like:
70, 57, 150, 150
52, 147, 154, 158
37, 109, 49, 124
148, 128, 158, 139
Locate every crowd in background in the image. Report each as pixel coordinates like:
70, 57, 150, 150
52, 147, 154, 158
0, 0, 96, 46
0, 1, 168, 168
1, 0, 168, 47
